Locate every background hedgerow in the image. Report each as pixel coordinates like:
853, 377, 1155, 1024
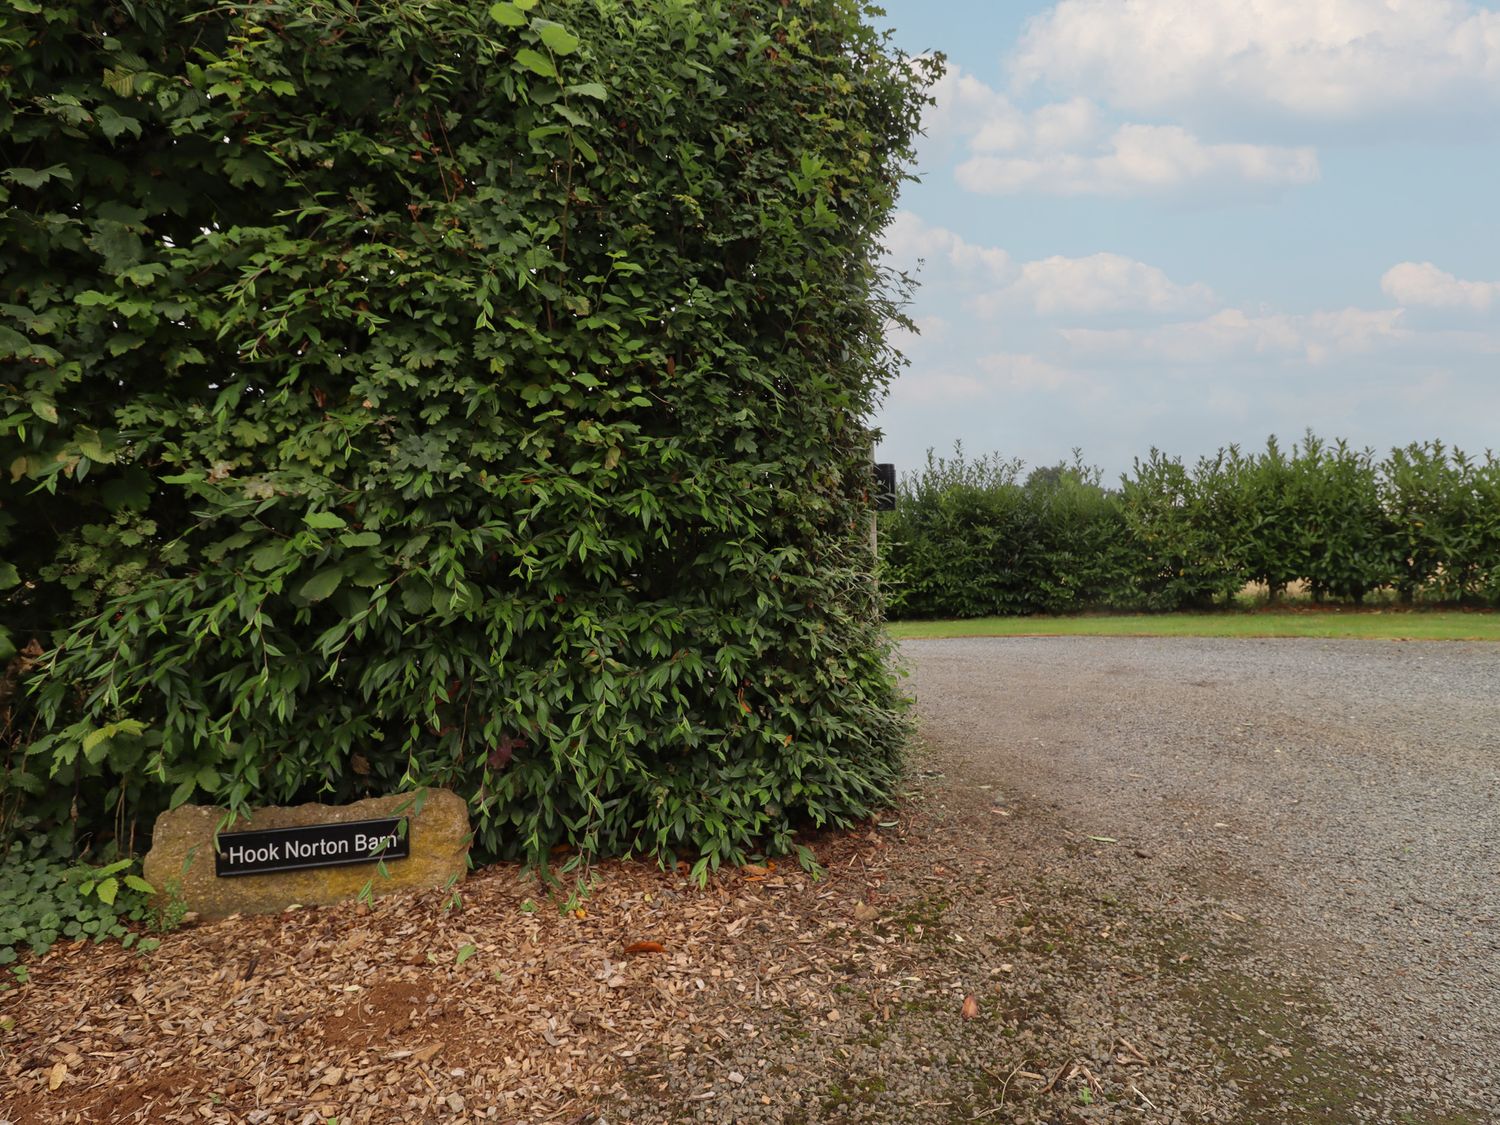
1, 0, 936, 876
880, 434, 1500, 620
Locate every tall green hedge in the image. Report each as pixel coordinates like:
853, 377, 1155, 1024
1, 0, 935, 871
881, 436, 1500, 619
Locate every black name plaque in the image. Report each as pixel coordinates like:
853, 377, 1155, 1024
214, 816, 410, 878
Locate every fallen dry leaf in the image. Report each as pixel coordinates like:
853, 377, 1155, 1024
852, 901, 880, 922
48, 1060, 67, 1091
961, 994, 980, 1021
623, 941, 666, 955
411, 1042, 443, 1064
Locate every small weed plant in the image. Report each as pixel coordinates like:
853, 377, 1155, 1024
0, 838, 176, 985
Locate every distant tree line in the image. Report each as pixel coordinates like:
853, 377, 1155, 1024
879, 434, 1500, 619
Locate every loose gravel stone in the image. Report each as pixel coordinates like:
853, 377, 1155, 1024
903, 635, 1498, 1119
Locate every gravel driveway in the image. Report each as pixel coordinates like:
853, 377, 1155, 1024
903, 636, 1500, 1118
623, 635, 1498, 1124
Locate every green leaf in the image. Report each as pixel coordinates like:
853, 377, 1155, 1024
123, 876, 155, 895
455, 943, 478, 965
94, 106, 142, 142
299, 567, 345, 602
119, 262, 166, 286
532, 20, 581, 55
102, 67, 138, 96
565, 82, 608, 101
77, 437, 116, 466
346, 559, 388, 588
0, 563, 18, 591
28, 397, 58, 423
514, 48, 557, 78
401, 582, 433, 615
81, 725, 115, 761
489, 2, 526, 26
304, 510, 348, 530
513, 0, 538, 8
4, 164, 71, 189
251, 543, 285, 571
96, 878, 119, 906
340, 530, 381, 549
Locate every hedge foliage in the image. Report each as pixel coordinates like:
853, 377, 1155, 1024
1, 0, 935, 873
882, 436, 1500, 619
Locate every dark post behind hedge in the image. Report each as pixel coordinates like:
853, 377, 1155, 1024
1, 0, 939, 872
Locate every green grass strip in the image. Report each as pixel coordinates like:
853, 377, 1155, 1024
887, 610, 1500, 642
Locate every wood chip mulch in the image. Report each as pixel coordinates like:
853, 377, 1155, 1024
1, 835, 892, 1125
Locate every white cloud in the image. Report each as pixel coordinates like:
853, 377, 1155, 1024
927, 66, 1318, 198
957, 123, 1318, 197
886, 314, 953, 355
976, 352, 1092, 393
975, 252, 1217, 316
1061, 306, 1410, 364
889, 353, 1098, 404
883, 211, 1010, 279
886, 370, 990, 404
911, 314, 952, 344
1030, 97, 1106, 151
886, 214, 1216, 317
961, 94, 1105, 154
923, 67, 1027, 152
1382, 262, 1500, 311
1014, 0, 1500, 123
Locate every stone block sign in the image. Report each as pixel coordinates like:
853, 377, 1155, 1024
143, 789, 470, 920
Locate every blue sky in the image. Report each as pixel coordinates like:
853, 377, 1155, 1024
869, 0, 1500, 481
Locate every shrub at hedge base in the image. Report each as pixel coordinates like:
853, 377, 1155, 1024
2, 1, 936, 875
